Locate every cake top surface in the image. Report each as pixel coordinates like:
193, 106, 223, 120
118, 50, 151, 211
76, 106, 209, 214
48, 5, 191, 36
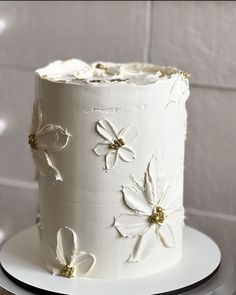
36, 59, 188, 86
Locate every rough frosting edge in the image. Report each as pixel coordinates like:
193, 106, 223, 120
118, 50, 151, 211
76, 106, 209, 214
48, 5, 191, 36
35, 59, 189, 86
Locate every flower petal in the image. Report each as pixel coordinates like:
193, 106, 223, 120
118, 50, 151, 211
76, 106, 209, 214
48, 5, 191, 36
157, 223, 175, 248
105, 151, 118, 170
93, 142, 110, 156
145, 156, 157, 205
145, 171, 156, 206
33, 150, 62, 181
36, 124, 71, 152
56, 227, 78, 266
96, 118, 118, 142
129, 174, 145, 192
31, 98, 43, 133
122, 186, 152, 214
146, 154, 167, 205
73, 251, 95, 276
114, 213, 150, 238
128, 225, 157, 262
118, 124, 139, 143
118, 146, 136, 162
45, 245, 63, 275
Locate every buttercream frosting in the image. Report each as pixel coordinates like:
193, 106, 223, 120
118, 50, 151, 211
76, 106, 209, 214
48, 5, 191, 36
32, 59, 189, 279
36, 59, 188, 86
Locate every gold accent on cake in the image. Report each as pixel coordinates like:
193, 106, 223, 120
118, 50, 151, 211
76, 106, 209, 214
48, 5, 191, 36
60, 265, 75, 278
110, 78, 127, 82
90, 79, 103, 83
148, 207, 165, 224
109, 138, 125, 150
180, 71, 190, 79
95, 63, 107, 70
28, 133, 37, 150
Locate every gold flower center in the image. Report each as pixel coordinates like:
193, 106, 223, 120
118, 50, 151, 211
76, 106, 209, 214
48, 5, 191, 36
180, 71, 189, 79
95, 63, 107, 71
28, 133, 37, 150
109, 138, 125, 150
148, 207, 165, 224
60, 265, 75, 278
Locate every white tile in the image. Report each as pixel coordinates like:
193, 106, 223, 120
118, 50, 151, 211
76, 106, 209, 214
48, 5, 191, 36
151, 1, 236, 88
0, 1, 147, 68
0, 68, 35, 181
0, 184, 37, 244
184, 86, 236, 215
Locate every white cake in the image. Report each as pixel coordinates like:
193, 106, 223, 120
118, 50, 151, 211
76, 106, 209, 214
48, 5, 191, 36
29, 59, 189, 279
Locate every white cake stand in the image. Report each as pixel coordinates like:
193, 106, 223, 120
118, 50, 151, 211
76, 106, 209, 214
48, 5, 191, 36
0, 226, 221, 295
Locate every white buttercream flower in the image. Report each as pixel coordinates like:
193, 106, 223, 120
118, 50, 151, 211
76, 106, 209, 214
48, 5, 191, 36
29, 99, 71, 182
114, 155, 184, 262
47, 227, 95, 278
93, 118, 138, 171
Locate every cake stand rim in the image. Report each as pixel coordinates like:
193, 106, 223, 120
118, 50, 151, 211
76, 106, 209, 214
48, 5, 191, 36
0, 226, 222, 295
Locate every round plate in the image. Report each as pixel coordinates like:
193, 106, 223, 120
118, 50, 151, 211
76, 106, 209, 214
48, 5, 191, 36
0, 226, 221, 295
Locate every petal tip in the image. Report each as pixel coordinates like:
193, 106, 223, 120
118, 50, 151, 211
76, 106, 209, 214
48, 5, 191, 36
66, 131, 72, 138
93, 146, 100, 156
55, 174, 63, 182
127, 255, 139, 263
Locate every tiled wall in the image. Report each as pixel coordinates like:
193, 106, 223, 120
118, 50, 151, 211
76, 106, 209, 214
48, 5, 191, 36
0, 1, 236, 237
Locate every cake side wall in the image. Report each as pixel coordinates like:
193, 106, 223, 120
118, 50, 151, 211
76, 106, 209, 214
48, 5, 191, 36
36, 77, 188, 278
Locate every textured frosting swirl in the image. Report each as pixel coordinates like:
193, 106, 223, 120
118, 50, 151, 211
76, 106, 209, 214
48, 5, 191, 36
36, 59, 187, 85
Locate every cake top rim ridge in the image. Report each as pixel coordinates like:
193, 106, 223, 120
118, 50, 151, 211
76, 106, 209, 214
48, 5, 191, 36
36, 59, 189, 86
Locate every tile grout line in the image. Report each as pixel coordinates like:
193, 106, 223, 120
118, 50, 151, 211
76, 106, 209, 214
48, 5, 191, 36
0, 177, 37, 190
143, 0, 153, 63
190, 82, 236, 92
